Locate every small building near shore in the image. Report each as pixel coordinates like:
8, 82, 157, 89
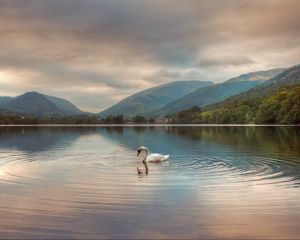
154, 118, 169, 124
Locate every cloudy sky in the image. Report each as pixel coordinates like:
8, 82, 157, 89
0, 0, 299, 112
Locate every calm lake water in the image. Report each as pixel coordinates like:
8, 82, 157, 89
0, 126, 300, 239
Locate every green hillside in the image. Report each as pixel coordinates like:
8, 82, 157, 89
99, 80, 213, 118
153, 68, 284, 116
170, 65, 300, 124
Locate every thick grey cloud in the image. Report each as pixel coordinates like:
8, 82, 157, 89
198, 56, 256, 67
0, 0, 299, 111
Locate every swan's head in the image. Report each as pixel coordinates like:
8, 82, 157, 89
137, 146, 148, 156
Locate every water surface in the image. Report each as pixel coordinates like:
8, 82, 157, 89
0, 126, 300, 239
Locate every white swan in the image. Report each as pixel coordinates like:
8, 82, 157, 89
137, 146, 169, 163
136, 146, 169, 175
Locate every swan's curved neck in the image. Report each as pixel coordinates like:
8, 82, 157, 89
143, 149, 148, 161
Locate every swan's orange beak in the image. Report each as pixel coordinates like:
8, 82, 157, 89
137, 149, 141, 157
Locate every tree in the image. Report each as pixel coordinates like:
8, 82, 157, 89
132, 115, 147, 124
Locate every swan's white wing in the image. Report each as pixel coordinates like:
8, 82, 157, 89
147, 153, 169, 162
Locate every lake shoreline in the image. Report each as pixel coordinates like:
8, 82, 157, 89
0, 124, 299, 127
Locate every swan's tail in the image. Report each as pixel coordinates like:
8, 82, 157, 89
163, 154, 170, 161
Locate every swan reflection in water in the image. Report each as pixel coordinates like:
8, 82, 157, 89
136, 146, 169, 175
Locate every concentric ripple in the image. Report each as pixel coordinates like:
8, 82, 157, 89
0, 126, 300, 239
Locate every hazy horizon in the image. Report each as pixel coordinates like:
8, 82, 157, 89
0, 0, 299, 112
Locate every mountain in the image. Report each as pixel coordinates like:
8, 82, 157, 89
0, 97, 13, 105
170, 64, 300, 124
266, 64, 300, 86
99, 80, 213, 118
208, 64, 300, 108
200, 83, 300, 124
153, 68, 285, 116
226, 68, 286, 83
43, 94, 82, 115
0, 92, 82, 117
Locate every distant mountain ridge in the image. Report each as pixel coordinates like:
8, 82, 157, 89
0, 97, 13, 105
186, 64, 300, 124
99, 80, 213, 118
226, 68, 286, 83
0, 65, 297, 120
267, 65, 300, 86
208, 64, 300, 108
43, 94, 83, 115
152, 68, 285, 116
0, 92, 82, 117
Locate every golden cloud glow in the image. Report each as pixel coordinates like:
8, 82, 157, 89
0, 0, 299, 111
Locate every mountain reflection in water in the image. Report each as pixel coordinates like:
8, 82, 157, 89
0, 126, 300, 239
